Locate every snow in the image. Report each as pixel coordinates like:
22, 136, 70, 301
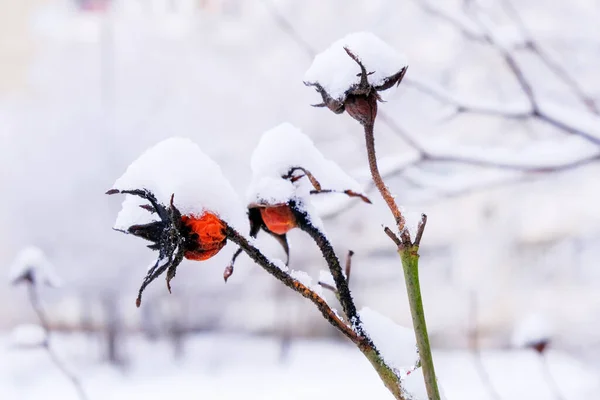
359, 307, 417, 372
304, 32, 408, 101
8, 246, 62, 288
3, 332, 594, 400
290, 270, 324, 297
511, 314, 554, 349
247, 123, 367, 231
9, 324, 46, 348
110, 137, 248, 233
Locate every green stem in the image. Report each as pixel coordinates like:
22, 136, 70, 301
400, 245, 440, 400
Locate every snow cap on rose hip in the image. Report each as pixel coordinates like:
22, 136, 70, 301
304, 32, 408, 125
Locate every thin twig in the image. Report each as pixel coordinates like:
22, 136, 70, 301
224, 225, 363, 344
26, 283, 88, 400
414, 1, 600, 146
365, 122, 407, 234
384, 226, 403, 248
317, 281, 337, 293
291, 204, 362, 331
414, 214, 427, 247
500, 0, 599, 115
345, 250, 354, 285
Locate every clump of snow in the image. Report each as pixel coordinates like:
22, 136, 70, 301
511, 313, 554, 348
290, 270, 324, 297
8, 246, 62, 287
110, 137, 248, 233
247, 123, 367, 222
304, 31, 408, 101
359, 307, 417, 372
10, 324, 46, 348
359, 308, 446, 400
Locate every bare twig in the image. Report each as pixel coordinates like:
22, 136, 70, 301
414, 214, 427, 247
291, 203, 362, 331
413, 1, 600, 146
365, 122, 407, 233
384, 226, 403, 248
500, 0, 599, 115
317, 281, 337, 293
345, 250, 354, 285
225, 225, 362, 343
25, 283, 88, 400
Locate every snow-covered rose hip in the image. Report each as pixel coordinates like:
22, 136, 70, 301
304, 32, 408, 126
107, 138, 248, 307
225, 123, 371, 273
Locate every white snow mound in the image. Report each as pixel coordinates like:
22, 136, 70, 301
110, 137, 248, 233
247, 122, 366, 205
304, 31, 408, 101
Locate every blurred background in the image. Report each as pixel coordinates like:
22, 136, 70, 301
1, 0, 599, 399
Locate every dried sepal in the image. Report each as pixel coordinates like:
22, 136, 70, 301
305, 42, 407, 126
107, 188, 227, 307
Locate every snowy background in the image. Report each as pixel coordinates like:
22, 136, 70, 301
1, 0, 599, 399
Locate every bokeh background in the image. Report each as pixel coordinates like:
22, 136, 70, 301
1, 0, 599, 399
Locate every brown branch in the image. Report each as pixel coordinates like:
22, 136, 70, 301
365, 122, 407, 234
384, 226, 403, 248
284, 166, 322, 190
414, 214, 427, 247
317, 281, 337, 293
26, 283, 88, 400
224, 225, 363, 344
291, 204, 363, 331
